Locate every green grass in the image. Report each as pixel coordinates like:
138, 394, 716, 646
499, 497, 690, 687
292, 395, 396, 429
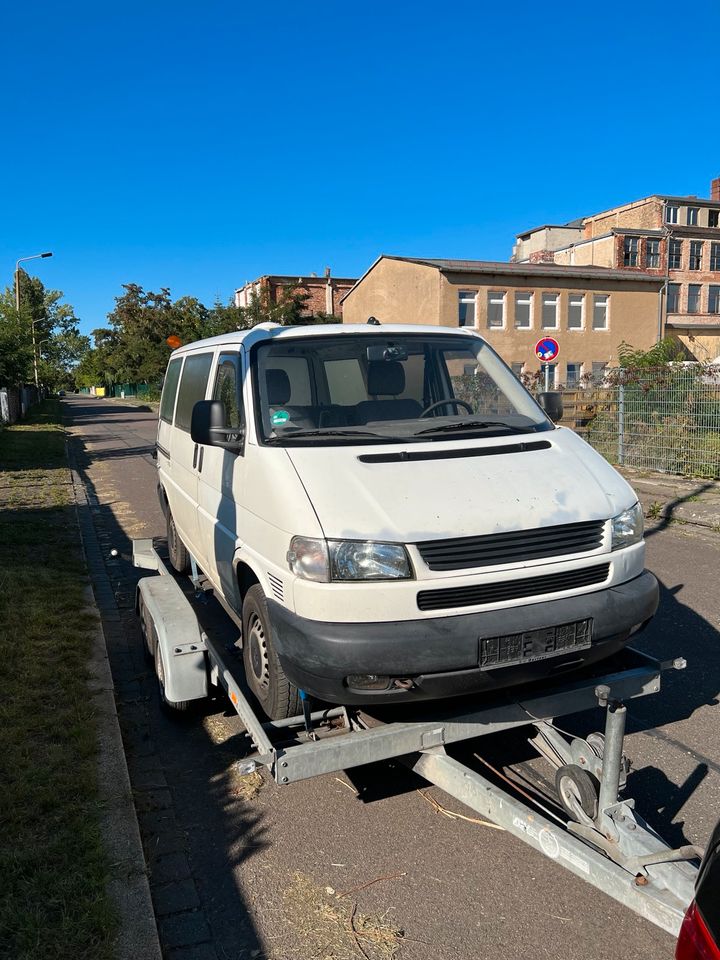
0, 401, 116, 960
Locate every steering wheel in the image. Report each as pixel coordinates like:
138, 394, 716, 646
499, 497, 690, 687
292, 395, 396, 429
420, 399, 473, 418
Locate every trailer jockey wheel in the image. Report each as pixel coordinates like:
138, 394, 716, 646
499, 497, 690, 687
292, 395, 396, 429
555, 764, 599, 823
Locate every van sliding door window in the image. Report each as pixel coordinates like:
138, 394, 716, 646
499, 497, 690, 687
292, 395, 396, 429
212, 354, 244, 429
175, 353, 214, 432
159, 357, 183, 423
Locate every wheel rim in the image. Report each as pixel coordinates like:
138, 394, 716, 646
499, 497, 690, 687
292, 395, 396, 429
247, 613, 270, 691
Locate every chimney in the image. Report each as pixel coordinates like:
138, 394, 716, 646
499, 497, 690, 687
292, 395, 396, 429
324, 266, 331, 278
711, 177, 720, 202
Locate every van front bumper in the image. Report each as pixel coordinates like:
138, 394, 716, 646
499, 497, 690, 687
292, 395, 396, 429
267, 571, 659, 705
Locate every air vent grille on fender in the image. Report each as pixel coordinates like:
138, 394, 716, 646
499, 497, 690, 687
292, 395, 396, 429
268, 573, 284, 602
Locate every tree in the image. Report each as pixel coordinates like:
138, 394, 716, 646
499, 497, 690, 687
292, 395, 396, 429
74, 280, 337, 391
617, 337, 687, 369
0, 270, 82, 389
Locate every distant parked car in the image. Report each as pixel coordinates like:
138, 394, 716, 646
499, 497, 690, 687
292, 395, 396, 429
58, 390, 66, 397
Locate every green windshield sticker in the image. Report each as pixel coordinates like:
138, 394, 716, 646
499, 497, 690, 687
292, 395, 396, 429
271, 410, 290, 426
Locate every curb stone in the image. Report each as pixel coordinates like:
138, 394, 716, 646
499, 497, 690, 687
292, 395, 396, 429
70, 455, 162, 960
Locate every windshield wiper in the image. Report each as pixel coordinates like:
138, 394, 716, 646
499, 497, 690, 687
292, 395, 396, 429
417, 419, 533, 436
265, 428, 386, 443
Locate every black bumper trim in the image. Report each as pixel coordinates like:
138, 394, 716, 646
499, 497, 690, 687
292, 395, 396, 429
267, 571, 659, 704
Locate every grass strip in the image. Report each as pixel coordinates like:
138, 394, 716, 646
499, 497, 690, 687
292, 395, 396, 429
0, 400, 116, 960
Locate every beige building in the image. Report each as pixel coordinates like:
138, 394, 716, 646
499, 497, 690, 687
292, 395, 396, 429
512, 177, 720, 361
341, 256, 664, 387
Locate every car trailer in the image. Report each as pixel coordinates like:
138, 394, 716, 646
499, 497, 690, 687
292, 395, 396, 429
132, 538, 702, 938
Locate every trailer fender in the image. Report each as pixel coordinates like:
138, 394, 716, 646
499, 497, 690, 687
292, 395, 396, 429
137, 575, 208, 704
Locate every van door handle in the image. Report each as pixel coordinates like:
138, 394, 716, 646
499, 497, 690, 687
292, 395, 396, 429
198, 447, 204, 473
193, 443, 198, 469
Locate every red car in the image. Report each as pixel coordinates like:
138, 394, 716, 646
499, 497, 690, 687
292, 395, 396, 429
676, 819, 720, 959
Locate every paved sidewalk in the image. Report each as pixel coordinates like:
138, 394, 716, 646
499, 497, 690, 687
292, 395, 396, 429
618, 467, 720, 534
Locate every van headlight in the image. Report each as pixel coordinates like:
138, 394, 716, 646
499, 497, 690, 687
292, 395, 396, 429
611, 503, 644, 551
287, 537, 412, 582
329, 540, 412, 581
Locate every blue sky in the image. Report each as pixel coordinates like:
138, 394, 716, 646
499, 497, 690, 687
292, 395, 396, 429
2, 0, 719, 337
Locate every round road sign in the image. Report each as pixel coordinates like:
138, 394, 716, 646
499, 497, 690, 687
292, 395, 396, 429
535, 337, 560, 362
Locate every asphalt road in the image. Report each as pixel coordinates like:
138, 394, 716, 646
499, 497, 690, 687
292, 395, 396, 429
64, 395, 720, 960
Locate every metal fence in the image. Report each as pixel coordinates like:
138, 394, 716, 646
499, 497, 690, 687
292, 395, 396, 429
561, 368, 720, 480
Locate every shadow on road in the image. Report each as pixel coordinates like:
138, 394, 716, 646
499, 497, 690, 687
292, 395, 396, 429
64, 398, 265, 958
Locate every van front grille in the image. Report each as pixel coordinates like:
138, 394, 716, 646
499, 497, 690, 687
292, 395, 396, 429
416, 519, 605, 572
417, 563, 610, 612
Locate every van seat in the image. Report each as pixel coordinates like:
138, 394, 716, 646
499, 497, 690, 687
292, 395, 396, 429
355, 360, 423, 423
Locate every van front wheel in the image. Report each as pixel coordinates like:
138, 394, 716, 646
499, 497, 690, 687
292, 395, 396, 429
242, 584, 300, 721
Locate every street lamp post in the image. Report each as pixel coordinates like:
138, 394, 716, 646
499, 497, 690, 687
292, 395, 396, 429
15, 251, 53, 392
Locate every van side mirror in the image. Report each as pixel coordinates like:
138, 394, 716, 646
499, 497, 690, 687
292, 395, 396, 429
191, 400, 244, 450
537, 391, 564, 423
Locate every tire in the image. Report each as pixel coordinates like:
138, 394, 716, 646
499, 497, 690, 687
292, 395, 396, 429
156, 647, 191, 714
167, 508, 190, 574
555, 764, 599, 822
242, 584, 300, 721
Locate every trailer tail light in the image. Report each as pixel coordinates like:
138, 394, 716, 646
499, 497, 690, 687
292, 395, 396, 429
677, 902, 720, 960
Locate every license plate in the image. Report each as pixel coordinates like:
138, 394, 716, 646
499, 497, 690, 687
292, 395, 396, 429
479, 619, 592, 670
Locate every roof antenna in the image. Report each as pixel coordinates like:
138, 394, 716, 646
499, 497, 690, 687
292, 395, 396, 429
367, 316, 381, 325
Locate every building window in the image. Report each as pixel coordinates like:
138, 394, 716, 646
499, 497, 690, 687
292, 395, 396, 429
666, 205, 679, 224
710, 210, 720, 228
669, 238, 682, 269
592, 294, 609, 330
566, 363, 582, 387
689, 241, 703, 270
487, 290, 506, 329
687, 284, 701, 313
709, 286, 720, 314
687, 207, 699, 226
711, 242, 720, 271
458, 291, 476, 327
667, 282, 681, 313
541, 292, 559, 328
591, 361, 607, 383
514, 291, 532, 328
511, 362, 524, 378
568, 294, 584, 329
646, 239, 660, 268
623, 236, 639, 267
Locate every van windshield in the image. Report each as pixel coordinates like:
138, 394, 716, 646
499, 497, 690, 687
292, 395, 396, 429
252, 333, 551, 445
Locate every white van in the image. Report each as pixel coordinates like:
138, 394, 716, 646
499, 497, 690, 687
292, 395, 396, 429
156, 323, 658, 720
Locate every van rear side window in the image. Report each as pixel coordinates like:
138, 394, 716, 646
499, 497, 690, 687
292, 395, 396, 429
175, 353, 214, 431
159, 358, 183, 423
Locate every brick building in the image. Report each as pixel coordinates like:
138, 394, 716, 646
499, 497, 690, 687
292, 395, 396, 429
512, 178, 720, 361
234, 268, 356, 319
341, 255, 664, 387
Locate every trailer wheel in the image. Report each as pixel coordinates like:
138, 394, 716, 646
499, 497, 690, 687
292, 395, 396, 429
167, 509, 190, 574
242, 584, 300, 721
555, 764, 599, 823
156, 647, 191, 714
